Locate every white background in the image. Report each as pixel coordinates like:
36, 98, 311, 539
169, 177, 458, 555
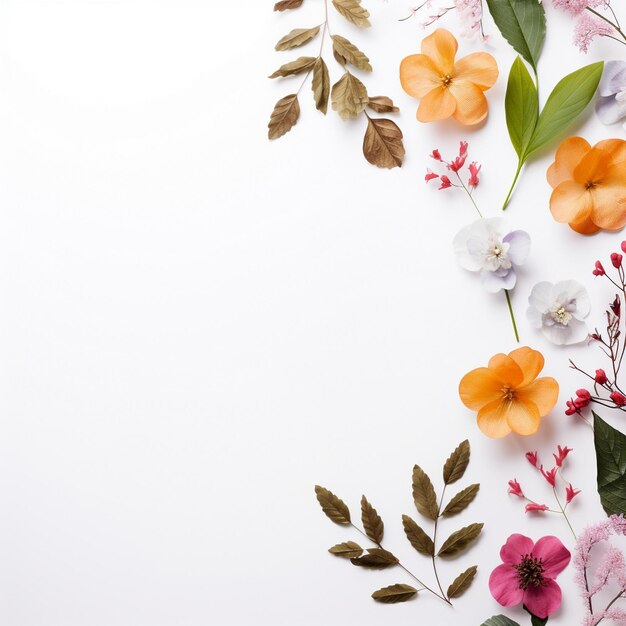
0, 1, 624, 624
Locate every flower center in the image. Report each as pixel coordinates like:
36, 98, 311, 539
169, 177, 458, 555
551, 306, 572, 326
585, 180, 597, 190
441, 74, 453, 87
514, 554, 545, 590
501, 385, 515, 401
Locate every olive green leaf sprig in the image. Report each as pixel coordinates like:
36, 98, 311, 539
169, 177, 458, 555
315, 440, 483, 606
268, 0, 405, 169
485, 0, 603, 209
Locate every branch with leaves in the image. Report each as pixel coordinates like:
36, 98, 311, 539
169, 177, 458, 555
315, 440, 483, 606
268, 0, 405, 169
484, 0, 603, 209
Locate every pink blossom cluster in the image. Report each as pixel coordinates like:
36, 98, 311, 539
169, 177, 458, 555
403, 0, 486, 41
574, 515, 626, 625
425, 141, 480, 191
552, 0, 607, 15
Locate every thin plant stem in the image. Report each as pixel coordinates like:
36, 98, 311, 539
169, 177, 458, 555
431, 486, 449, 602
505, 289, 520, 343
586, 6, 626, 43
502, 160, 523, 210
553, 487, 577, 540
454, 172, 482, 217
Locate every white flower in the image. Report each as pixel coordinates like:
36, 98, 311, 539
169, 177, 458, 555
453, 218, 531, 293
527, 280, 590, 345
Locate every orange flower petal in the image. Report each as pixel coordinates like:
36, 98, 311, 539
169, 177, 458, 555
421, 28, 457, 75
550, 180, 592, 224
546, 137, 590, 189
508, 347, 544, 387
453, 52, 498, 90
417, 87, 456, 122
590, 182, 626, 232
573, 146, 613, 185
596, 138, 626, 165
459, 367, 504, 410
476, 399, 513, 438
488, 353, 524, 387
505, 398, 541, 436
516, 377, 559, 417
400, 54, 441, 98
569, 212, 601, 235
449, 81, 488, 125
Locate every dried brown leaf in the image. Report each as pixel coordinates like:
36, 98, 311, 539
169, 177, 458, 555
438, 523, 484, 557
315, 485, 351, 524
443, 440, 471, 485
371, 584, 418, 603
363, 117, 404, 169
350, 547, 398, 569
442, 484, 480, 517
331, 34, 372, 71
367, 96, 399, 114
412, 465, 439, 520
311, 57, 330, 114
331, 71, 368, 120
402, 514, 434, 556
274, 0, 304, 11
332, 0, 371, 28
268, 94, 300, 140
361, 496, 384, 544
269, 56, 317, 79
275, 26, 321, 51
447, 565, 478, 599
328, 541, 363, 558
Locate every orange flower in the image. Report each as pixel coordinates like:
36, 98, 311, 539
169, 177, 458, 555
459, 347, 559, 438
547, 137, 626, 235
399, 28, 498, 125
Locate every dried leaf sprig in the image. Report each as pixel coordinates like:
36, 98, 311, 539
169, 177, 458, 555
269, 0, 405, 168
315, 440, 483, 606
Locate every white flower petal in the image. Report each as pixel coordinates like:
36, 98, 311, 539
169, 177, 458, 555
528, 281, 554, 313
480, 267, 516, 293
503, 230, 531, 266
541, 317, 589, 346
551, 280, 591, 319
599, 60, 626, 97
527, 305, 543, 329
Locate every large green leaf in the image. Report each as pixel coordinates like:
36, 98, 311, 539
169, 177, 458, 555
524, 62, 603, 159
505, 57, 538, 159
594, 412, 626, 516
481, 617, 521, 626
485, 0, 545, 72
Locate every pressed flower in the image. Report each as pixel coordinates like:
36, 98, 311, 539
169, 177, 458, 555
399, 28, 498, 125
554, 445, 573, 467
459, 346, 559, 438
453, 218, 530, 293
540, 466, 558, 487
547, 137, 626, 234
489, 534, 571, 619
566, 484, 581, 504
525, 503, 549, 513
508, 479, 524, 498
527, 280, 590, 345
526, 451, 539, 467
596, 61, 626, 130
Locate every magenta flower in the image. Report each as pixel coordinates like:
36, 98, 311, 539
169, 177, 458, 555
489, 534, 571, 619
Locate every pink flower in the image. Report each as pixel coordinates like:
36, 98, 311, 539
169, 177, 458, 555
574, 389, 591, 408
621, 241, 626, 255
430, 149, 442, 161
574, 12, 617, 53
490, 534, 571, 618
611, 391, 626, 407
612, 252, 623, 269
438, 175, 452, 190
525, 503, 549, 513
553, 445, 572, 468
540, 466, 558, 487
526, 451, 539, 468
566, 484, 581, 504
565, 399, 579, 416
508, 479, 524, 498
593, 261, 605, 276
595, 369, 608, 385
459, 141, 468, 158
552, 0, 589, 15
425, 169, 439, 182
468, 162, 481, 187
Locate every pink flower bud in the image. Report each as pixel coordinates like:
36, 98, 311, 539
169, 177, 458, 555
612, 295, 621, 317
540, 465, 558, 487
507, 479, 524, 498
622, 241, 626, 254
553, 445, 572, 468
565, 400, 579, 416
438, 175, 452, 190
447, 156, 467, 172
525, 503, 549, 513
425, 169, 439, 183
468, 162, 481, 187
611, 391, 626, 407
525, 451, 539, 467
593, 261, 606, 276
458, 141, 468, 158
430, 149, 442, 161
595, 369, 608, 385
612, 253, 623, 268
574, 389, 591, 409
566, 484, 581, 504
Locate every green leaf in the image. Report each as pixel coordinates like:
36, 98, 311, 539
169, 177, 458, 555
315, 485, 351, 524
505, 57, 539, 159
524, 606, 549, 625
481, 617, 521, 626
442, 484, 480, 517
594, 412, 626, 516
524, 62, 604, 159
485, 0, 545, 72
438, 523, 483, 557
447, 565, 478, 598
443, 440, 470, 485
371, 584, 418, 603
328, 541, 363, 558
402, 514, 434, 556
361, 496, 384, 544
412, 465, 439, 520
350, 548, 398, 569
